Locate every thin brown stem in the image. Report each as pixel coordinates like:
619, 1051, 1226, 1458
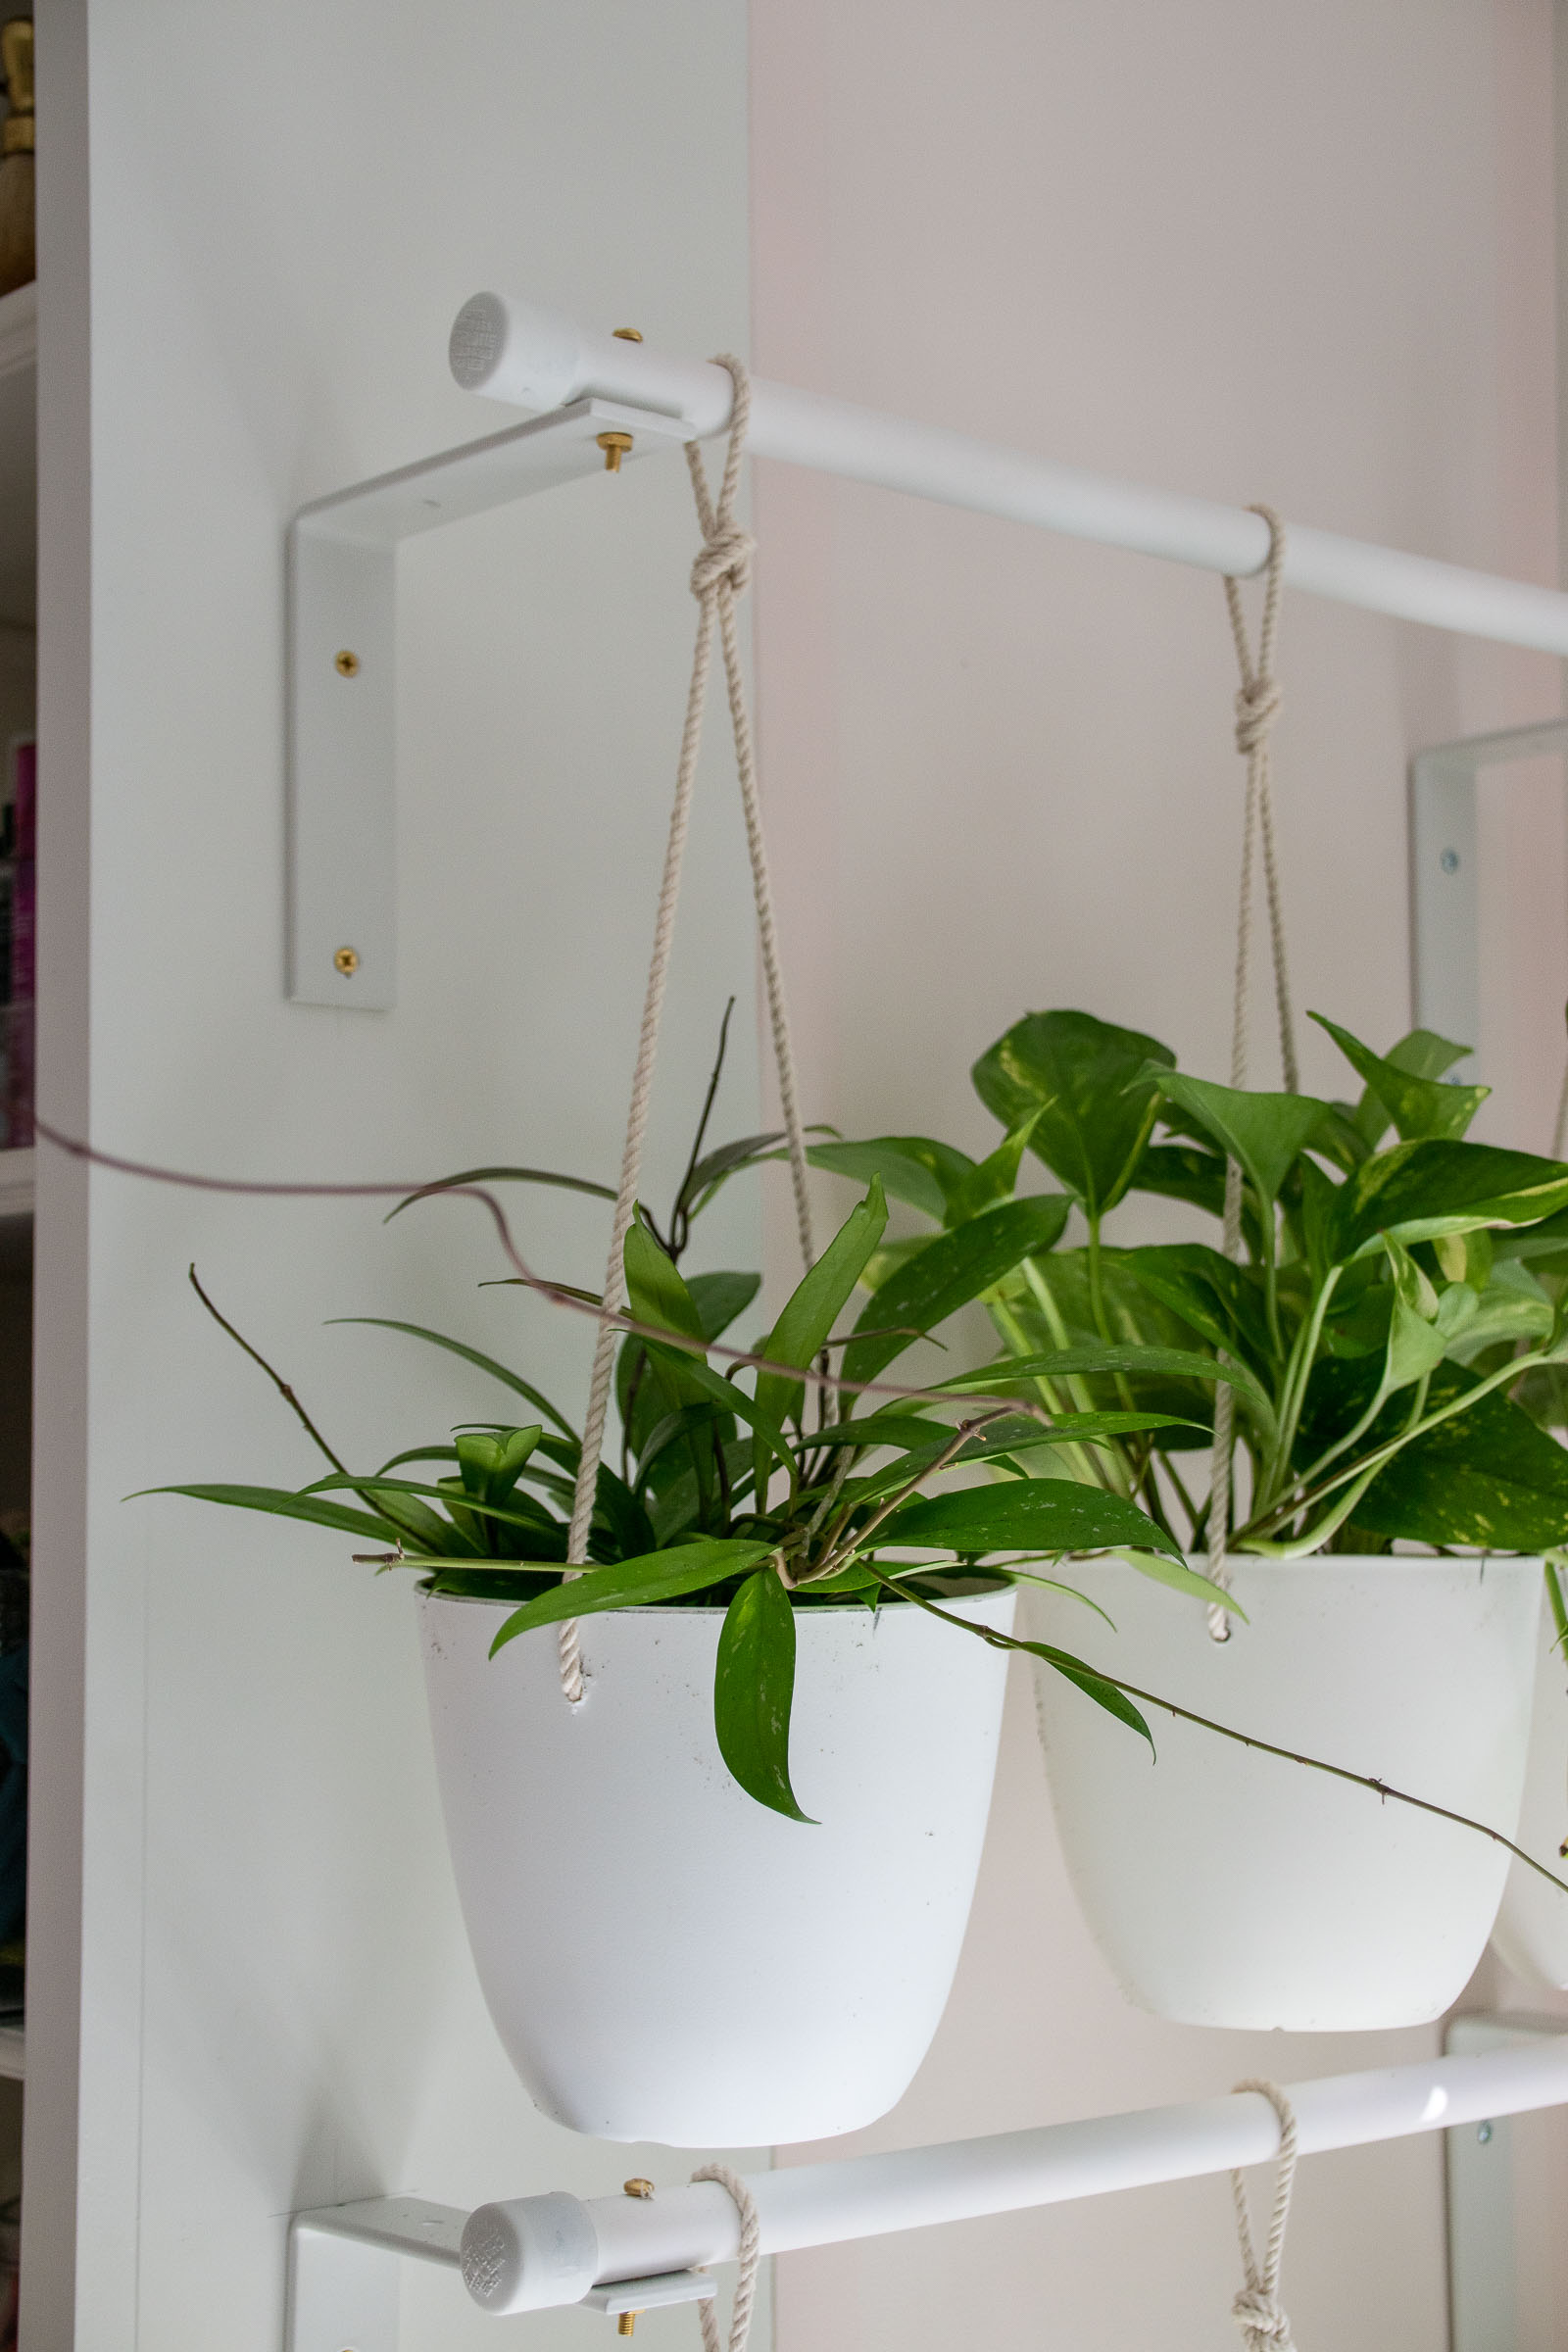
188, 1264, 348, 1475
858, 1563, 1568, 1902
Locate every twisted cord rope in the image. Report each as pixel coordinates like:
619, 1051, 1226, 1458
692, 2163, 763, 2352
1228, 2080, 1300, 2352
1207, 508, 1295, 1637
559, 358, 813, 1700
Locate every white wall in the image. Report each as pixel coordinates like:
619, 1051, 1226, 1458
30, 4, 772, 2346
749, 4, 1567, 2348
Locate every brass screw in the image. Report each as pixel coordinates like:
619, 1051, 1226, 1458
333, 946, 360, 977
334, 650, 360, 677
597, 431, 634, 474
623, 2179, 655, 2198
612, 328, 644, 342
617, 2316, 639, 2337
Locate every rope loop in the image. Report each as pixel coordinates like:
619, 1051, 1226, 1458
691, 2163, 762, 2352
1227, 2078, 1300, 2352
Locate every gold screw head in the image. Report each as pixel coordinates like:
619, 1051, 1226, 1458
333, 946, 360, 977
596, 431, 634, 474
612, 327, 644, 342
334, 650, 361, 677
622, 2179, 655, 2198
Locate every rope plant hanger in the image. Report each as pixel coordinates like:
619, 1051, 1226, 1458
1228, 2080, 1302, 2351
559, 357, 814, 1703
1205, 507, 1299, 1638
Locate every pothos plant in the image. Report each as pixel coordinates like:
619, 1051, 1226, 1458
811, 1004, 1568, 1655
150, 1013, 1224, 1821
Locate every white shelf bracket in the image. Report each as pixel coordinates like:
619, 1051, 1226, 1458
1409, 717, 1568, 1074
285, 2193, 714, 2352
286, 396, 694, 1010
1445, 2012, 1568, 2352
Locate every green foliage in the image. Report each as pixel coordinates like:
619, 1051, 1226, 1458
972, 1009, 1174, 1218
168, 988, 1568, 1824
161, 1011, 1178, 1822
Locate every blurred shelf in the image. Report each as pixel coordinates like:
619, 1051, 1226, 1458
0, 280, 34, 629
0, 1152, 30, 1222
0, 2024, 24, 2082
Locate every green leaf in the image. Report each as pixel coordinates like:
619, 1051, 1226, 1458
687, 1270, 762, 1342
1311, 1012, 1488, 1144
1350, 1026, 1475, 1149
136, 1483, 412, 1544
1022, 1639, 1154, 1747
1118, 1551, 1247, 1615
973, 1009, 1175, 1218
713, 1569, 813, 1821
383, 1163, 617, 1220
841, 1193, 1071, 1392
880, 1478, 1183, 1564
756, 1181, 890, 1448
1129, 1141, 1229, 1219
1352, 1370, 1568, 1550
1150, 1069, 1334, 1212
1442, 1261, 1553, 1364
1117, 1243, 1269, 1363
945, 1112, 1044, 1226
624, 1214, 710, 1416
328, 1319, 579, 1440
1332, 1141, 1568, 1261
808, 1138, 973, 1224
946, 1343, 1271, 1421
684, 1127, 838, 1219
488, 1539, 774, 1652
797, 1411, 952, 1454
643, 1344, 799, 1492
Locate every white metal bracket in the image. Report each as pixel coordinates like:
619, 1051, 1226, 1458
1409, 718, 1568, 1073
284, 2195, 714, 2351
287, 2198, 464, 2352
1445, 2012, 1568, 2352
286, 396, 694, 1009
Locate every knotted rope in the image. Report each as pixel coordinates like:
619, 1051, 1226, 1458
1206, 508, 1297, 1638
558, 357, 814, 1702
1228, 2080, 1301, 2352
691, 2163, 763, 2352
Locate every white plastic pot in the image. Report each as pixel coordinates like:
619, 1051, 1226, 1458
418, 1584, 1014, 2146
1029, 1556, 1541, 2032
1489, 1598, 1568, 1989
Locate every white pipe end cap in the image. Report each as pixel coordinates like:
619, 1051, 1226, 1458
449, 291, 584, 413
461, 2191, 601, 2314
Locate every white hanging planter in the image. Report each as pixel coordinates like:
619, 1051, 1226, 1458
418, 1584, 1014, 2146
1489, 1604, 1568, 1990
1029, 1555, 1541, 2032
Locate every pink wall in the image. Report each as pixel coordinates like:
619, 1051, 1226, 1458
748, 3, 1566, 2346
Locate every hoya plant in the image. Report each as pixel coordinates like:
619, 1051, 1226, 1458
151, 1019, 1222, 1820
813, 1006, 1568, 1644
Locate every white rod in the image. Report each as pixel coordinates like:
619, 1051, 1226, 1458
449, 290, 1568, 659
463, 2034, 1568, 2313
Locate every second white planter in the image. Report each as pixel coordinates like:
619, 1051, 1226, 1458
1029, 1556, 1541, 2032
418, 1584, 1013, 2146
1489, 1602, 1568, 1990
